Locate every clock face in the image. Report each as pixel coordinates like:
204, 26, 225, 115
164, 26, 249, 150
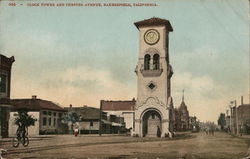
144, 29, 160, 45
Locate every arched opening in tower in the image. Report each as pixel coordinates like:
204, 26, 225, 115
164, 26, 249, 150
142, 109, 162, 137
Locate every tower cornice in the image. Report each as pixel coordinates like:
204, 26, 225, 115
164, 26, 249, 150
134, 17, 173, 31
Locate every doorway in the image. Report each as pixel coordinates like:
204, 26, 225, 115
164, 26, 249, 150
142, 109, 161, 137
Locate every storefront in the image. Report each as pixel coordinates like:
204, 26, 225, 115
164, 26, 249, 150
0, 54, 15, 138
0, 105, 11, 138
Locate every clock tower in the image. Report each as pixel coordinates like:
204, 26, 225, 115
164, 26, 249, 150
134, 17, 174, 137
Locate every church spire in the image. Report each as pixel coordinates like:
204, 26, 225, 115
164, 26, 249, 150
182, 89, 185, 102
180, 89, 187, 109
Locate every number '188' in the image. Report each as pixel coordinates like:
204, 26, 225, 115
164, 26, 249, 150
9, 3, 16, 6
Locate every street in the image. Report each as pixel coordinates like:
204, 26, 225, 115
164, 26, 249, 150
0, 132, 249, 159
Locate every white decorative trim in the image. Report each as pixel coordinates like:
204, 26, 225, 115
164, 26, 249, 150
145, 47, 160, 55
136, 96, 166, 109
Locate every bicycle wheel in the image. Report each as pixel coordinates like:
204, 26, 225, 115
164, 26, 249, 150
22, 137, 29, 147
12, 137, 19, 147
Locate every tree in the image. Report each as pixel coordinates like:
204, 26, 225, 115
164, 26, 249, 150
14, 110, 37, 131
61, 111, 80, 133
217, 113, 226, 131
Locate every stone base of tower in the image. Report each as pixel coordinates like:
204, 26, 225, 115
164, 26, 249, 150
133, 97, 172, 138
134, 119, 171, 138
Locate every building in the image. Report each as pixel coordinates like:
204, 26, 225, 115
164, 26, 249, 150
0, 54, 15, 138
134, 17, 174, 137
64, 105, 106, 134
64, 105, 125, 134
237, 104, 250, 133
231, 97, 250, 134
174, 92, 189, 131
101, 99, 135, 130
9, 95, 66, 136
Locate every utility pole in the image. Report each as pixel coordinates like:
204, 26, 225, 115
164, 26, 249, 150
99, 100, 103, 136
235, 100, 239, 135
229, 105, 232, 134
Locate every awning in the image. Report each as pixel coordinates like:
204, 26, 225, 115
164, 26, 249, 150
0, 104, 12, 108
111, 122, 122, 127
101, 119, 112, 125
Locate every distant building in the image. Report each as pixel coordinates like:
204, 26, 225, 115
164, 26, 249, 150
0, 54, 15, 138
9, 95, 66, 136
174, 91, 189, 131
64, 105, 125, 134
231, 97, 250, 134
237, 104, 250, 133
101, 99, 135, 130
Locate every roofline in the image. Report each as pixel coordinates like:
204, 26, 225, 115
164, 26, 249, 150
238, 104, 250, 107
102, 100, 136, 102
11, 98, 63, 106
10, 98, 66, 112
134, 17, 173, 31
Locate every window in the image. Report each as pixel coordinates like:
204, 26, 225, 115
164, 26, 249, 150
148, 83, 156, 90
49, 118, 51, 126
90, 121, 93, 127
59, 113, 62, 118
48, 111, 52, 116
43, 111, 47, 115
144, 54, 150, 70
153, 54, 160, 70
54, 118, 56, 127
43, 117, 47, 126
0, 74, 7, 93
53, 112, 56, 116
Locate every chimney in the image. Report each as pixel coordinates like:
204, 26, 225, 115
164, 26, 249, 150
83, 105, 87, 107
69, 104, 72, 108
241, 96, 243, 105
32, 95, 37, 99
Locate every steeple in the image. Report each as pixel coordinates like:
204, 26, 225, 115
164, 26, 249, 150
180, 89, 186, 108
182, 89, 185, 103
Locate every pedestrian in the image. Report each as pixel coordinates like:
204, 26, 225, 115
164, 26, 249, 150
205, 128, 208, 135
74, 128, 79, 137
157, 126, 161, 137
211, 129, 214, 136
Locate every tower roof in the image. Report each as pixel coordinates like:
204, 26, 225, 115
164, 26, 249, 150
134, 17, 173, 31
179, 89, 187, 109
180, 101, 187, 109
182, 89, 185, 103
0, 54, 15, 68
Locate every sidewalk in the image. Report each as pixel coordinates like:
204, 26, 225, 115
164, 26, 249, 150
0, 133, 131, 143
0, 135, 56, 143
229, 133, 250, 141
239, 134, 250, 140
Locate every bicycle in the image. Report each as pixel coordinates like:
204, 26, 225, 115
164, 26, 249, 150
12, 126, 29, 147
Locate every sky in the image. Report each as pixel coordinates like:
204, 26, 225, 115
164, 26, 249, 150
0, 0, 249, 122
